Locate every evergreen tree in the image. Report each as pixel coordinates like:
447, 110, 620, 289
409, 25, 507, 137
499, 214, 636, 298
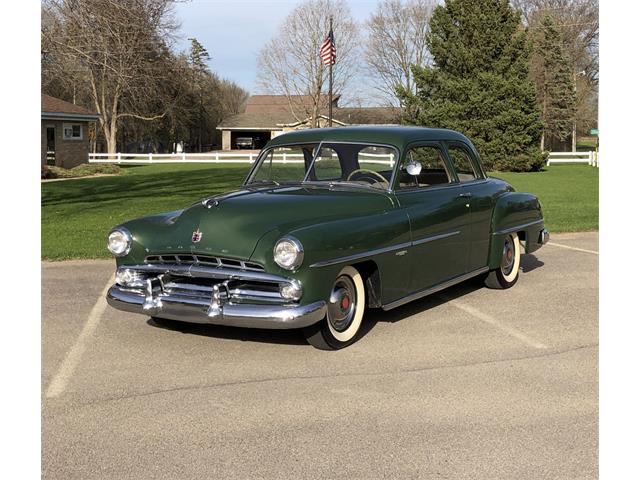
188, 38, 211, 74
400, 0, 545, 171
188, 38, 212, 152
534, 15, 577, 151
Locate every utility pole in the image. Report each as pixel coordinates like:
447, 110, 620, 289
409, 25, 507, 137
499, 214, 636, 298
572, 70, 586, 152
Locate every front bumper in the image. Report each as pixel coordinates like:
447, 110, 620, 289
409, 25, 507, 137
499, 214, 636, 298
107, 284, 327, 330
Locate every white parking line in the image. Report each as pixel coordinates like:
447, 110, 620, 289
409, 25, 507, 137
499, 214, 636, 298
548, 242, 599, 255
45, 275, 114, 398
440, 294, 549, 349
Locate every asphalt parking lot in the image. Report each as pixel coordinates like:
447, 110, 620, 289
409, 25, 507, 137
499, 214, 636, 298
42, 232, 598, 479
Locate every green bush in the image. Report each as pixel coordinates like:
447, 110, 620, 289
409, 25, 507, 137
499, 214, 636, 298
491, 151, 547, 172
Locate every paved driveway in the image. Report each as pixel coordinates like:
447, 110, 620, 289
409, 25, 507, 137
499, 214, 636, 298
42, 232, 598, 479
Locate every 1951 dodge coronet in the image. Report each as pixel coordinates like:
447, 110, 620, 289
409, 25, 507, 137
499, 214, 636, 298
106, 126, 548, 349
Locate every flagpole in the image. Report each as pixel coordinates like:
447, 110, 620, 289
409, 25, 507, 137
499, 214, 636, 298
329, 16, 333, 128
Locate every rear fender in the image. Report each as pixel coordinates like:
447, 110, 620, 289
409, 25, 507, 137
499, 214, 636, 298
488, 192, 545, 269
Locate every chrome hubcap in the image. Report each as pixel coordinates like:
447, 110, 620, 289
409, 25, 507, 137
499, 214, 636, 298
328, 275, 357, 332
501, 236, 516, 276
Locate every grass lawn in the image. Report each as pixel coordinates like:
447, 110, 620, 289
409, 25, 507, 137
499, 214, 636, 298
41, 163, 598, 260
491, 164, 598, 233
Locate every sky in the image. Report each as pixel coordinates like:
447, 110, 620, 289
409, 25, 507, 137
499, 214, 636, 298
172, 0, 382, 98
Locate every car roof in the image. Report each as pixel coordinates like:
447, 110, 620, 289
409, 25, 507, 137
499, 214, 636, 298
266, 126, 472, 151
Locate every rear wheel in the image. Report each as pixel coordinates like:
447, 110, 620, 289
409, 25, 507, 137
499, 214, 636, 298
484, 232, 521, 289
304, 266, 365, 350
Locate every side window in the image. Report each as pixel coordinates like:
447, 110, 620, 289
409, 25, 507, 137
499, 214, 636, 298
397, 145, 453, 189
311, 146, 341, 180
447, 143, 480, 182
251, 145, 310, 184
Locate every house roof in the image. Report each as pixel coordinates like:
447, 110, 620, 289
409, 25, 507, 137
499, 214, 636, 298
218, 106, 401, 131
334, 107, 402, 125
41, 94, 100, 121
218, 111, 302, 130
244, 94, 340, 114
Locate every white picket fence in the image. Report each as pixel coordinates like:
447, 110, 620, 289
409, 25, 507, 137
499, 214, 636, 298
89, 151, 598, 168
89, 152, 260, 164
546, 151, 599, 167
88, 151, 396, 166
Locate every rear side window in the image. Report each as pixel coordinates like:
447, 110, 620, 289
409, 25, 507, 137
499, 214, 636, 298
397, 145, 453, 189
447, 143, 480, 182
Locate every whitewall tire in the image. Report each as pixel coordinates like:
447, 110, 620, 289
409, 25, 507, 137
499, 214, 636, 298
484, 232, 521, 289
304, 266, 366, 350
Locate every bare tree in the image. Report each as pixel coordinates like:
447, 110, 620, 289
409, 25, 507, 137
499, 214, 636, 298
365, 0, 436, 106
256, 0, 360, 127
512, 0, 598, 146
42, 0, 179, 154
513, 0, 598, 82
218, 79, 249, 116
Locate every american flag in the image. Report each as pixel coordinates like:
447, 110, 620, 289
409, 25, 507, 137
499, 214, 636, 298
320, 29, 336, 66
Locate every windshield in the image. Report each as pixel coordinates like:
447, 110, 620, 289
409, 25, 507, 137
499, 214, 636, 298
245, 142, 398, 190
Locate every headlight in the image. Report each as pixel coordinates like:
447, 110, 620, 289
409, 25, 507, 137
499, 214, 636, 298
107, 228, 132, 257
273, 236, 304, 270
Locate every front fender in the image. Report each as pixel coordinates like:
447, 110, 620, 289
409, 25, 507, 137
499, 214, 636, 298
250, 210, 411, 305
488, 192, 545, 269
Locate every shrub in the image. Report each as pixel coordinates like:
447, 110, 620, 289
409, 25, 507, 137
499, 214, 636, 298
41, 165, 58, 179
492, 151, 548, 172
43, 163, 122, 179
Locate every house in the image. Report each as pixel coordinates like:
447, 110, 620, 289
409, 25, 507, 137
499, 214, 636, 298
41, 94, 100, 168
217, 95, 401, 150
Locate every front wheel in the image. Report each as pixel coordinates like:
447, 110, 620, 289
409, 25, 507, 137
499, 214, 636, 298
304, 266, 365, 350
484, 232, 521, 289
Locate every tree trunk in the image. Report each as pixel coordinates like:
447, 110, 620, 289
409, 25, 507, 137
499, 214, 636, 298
105, 117, 118, 154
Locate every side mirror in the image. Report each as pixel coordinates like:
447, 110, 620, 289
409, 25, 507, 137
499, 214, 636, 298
406, 160, 422, 176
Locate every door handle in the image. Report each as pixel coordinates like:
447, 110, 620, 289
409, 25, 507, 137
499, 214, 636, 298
458, 192, 472, 198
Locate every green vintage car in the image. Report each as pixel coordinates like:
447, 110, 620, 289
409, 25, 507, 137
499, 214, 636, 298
106, 126, 548, 349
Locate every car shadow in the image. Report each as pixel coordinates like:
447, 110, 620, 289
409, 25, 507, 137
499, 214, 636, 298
147, 257, 543, 346
365, 276, 484, 325
147, 317, 310, 346
520, 253, 545, 273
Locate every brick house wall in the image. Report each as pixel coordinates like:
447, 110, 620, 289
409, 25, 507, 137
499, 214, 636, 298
41, 94, 100, 169
41, 120, 93, 168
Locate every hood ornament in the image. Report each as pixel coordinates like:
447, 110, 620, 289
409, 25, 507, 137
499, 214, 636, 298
192, 228, 203, 243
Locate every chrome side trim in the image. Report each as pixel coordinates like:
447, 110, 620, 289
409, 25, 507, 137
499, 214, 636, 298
310, 241, 412, 268
310, 229, 460, 268
494, 219, 544, 235
381, 267, 490, 311
412, 230, 460, 246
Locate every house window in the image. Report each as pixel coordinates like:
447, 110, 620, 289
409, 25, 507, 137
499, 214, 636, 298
63, 123, 83, 140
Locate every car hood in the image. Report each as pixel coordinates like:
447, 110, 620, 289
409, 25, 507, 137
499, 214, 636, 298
125, 185, 394, 261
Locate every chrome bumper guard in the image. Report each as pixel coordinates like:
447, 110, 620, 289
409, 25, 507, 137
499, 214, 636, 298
539, 228, 550, 245
106, 264, 327, 329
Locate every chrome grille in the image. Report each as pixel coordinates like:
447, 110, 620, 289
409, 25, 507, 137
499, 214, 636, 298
144, 254, 265, 272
